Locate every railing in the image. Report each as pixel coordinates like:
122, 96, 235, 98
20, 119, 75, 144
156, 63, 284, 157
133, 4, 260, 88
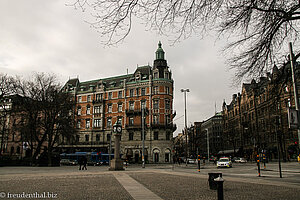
151, 123, 177, 131
66, 141, 108, 145
125, 108, 149, 115
92, 99, 104, 104
125, 124, 148, 129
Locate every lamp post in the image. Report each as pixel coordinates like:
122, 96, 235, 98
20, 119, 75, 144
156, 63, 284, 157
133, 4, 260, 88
289, 42, 300, 152
142, 107, 145, 168
206, 128, 209, 162
181, 88, 190, 166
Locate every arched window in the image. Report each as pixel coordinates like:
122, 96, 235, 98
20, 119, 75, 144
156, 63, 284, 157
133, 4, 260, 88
165, 149, 171, 162
153, 149, 160, 163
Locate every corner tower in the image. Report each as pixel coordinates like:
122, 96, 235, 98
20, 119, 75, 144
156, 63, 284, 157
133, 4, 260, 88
153, 41, 169, 79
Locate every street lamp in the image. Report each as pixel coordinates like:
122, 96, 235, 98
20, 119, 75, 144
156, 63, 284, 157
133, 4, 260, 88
181, 88, 190, 166
142, 107, 145, 168
206, 128, 209, 162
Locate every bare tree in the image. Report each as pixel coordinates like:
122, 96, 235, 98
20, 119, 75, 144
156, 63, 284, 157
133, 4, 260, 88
69, 0, 300, 82
14, 73, 76, 166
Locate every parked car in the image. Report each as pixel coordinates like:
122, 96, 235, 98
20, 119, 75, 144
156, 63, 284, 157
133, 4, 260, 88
60, 159, 78, 166
217, 157, 232, 168
187, 158, 196, 164
231, 157, 238, 162
234, 157, 247, 163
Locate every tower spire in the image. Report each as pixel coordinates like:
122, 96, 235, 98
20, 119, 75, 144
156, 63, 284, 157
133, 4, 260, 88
155, 41, 165, 60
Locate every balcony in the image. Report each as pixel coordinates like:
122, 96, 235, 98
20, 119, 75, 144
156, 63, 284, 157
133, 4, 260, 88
151, 123, 177, 131
125, 108, 149, 116
70, 141, 108, 146
125, 124, 148, 130
92, 99, 104, 104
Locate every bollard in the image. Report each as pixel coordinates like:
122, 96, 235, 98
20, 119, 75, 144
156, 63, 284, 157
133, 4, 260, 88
257, 154, 261, 177
208, 173, 222, 190
197, 155, 201, 172
214, 175, 224, 200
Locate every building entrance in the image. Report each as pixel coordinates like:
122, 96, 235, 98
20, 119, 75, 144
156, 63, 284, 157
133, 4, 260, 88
134, 153, 139, 163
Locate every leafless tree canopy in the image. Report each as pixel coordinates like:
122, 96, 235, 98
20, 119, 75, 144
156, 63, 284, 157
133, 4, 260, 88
0, 73, 76, 164
69, 0, 300, 82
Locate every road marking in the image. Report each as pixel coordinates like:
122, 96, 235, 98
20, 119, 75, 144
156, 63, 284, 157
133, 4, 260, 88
113, 172, 163, 200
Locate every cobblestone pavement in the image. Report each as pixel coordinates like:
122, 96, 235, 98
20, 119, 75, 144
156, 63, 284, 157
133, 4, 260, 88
0, 163, 299, 200
0, 173, 133, 200
129, 172, 300, 200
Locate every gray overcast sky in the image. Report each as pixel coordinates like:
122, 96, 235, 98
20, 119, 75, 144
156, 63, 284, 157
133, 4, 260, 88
0, 0, 239, 136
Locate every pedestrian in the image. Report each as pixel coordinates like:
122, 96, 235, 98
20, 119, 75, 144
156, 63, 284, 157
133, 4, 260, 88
78, 156, 83, 170
82, 156, 87, 170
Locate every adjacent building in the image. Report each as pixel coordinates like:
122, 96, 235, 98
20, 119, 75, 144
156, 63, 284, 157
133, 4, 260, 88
200, 112, 223, 156
222, 63, 300, 160
62, 42, 176, 163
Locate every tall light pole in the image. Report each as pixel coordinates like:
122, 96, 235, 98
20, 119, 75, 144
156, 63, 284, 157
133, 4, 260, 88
142, 108, 145, 168
181, 88, 190, 166
289, 42, 300, 152
206, 128, 209, 162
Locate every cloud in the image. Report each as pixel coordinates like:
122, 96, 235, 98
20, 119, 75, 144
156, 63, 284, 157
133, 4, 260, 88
0, 0, 239, 136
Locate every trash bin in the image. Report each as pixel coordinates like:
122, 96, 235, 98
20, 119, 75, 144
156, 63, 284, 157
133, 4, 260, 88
208, 173, 222, 190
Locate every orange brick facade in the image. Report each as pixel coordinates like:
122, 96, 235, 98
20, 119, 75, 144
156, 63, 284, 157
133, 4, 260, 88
62, 42, 176, 163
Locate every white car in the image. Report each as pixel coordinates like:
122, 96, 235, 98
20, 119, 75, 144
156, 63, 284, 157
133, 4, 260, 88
187, 158, 196, 164
217, 157, 232, 168
235, 157, 247, 163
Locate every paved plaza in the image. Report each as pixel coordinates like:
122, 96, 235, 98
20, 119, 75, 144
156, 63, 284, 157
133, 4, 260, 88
0, 162, 300, 200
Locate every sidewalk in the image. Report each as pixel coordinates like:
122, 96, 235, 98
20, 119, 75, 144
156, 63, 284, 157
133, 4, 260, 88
0, 165, 300, 200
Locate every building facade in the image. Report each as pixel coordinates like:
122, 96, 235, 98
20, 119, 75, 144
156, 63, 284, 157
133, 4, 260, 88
0, 95, 37, 160
62, 42, 176, 163
222, 63, 300, 160
200, 112, 223, 156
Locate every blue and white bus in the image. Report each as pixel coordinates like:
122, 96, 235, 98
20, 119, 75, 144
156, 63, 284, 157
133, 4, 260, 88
60, 152, 115, 166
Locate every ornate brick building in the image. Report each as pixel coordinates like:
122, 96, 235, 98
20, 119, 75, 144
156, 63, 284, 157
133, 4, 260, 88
62, 42, 176, 163
222, 63, 300, 160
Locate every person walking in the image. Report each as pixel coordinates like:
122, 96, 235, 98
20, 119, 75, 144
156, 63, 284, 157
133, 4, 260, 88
82, 156, 87, 170
78, 156, 83, 170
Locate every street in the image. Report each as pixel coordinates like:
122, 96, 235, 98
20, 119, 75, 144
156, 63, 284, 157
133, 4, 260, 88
0, 162, 299, 200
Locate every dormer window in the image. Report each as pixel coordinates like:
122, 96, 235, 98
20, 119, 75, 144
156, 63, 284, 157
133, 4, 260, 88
89, 85, 95, 91
165, 72, 169, 79
110, 81, 116, 87
154, 72, 158, 79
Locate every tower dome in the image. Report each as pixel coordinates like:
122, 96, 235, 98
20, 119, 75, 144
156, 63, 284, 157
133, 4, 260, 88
155, 41, 165, 60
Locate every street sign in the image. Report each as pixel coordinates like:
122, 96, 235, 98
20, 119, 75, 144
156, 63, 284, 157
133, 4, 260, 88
288, 108, 299, 129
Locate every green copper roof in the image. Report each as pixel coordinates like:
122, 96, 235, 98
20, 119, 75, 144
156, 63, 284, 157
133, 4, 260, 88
155, 41, 165, 60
